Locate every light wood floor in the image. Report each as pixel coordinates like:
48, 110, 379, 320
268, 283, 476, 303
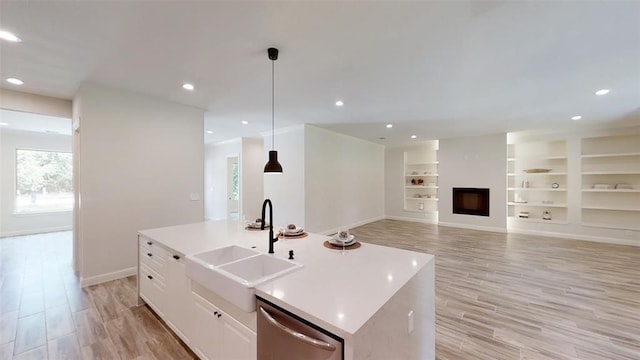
0, 231, 195, 360
1, 223, 639, 359
351, 220, 640, 360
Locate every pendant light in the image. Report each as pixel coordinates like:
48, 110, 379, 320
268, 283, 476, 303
264, 47, 283, 173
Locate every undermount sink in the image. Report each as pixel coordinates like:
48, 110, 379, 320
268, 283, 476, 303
185, 246, 302, 312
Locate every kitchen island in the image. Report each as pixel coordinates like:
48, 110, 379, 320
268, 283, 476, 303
137, 220, 435, 359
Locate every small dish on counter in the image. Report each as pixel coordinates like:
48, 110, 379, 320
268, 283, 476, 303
328, 234, 356, 246
282, 227, 304, 236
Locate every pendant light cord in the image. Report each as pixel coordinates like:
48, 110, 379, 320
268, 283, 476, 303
271, 60, 275, 150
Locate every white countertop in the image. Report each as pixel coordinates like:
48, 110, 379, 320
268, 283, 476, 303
139, 220, 433, 339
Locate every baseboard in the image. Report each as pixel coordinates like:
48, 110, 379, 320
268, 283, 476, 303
507, 228, 639, 247
317, 215, 386, 236
0, 226, 72, 238
385, 215, 438, 224
437, 221, 507, 234
80, 266, 137, 287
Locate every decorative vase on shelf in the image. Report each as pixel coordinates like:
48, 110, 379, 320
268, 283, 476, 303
542, 210, 551, 220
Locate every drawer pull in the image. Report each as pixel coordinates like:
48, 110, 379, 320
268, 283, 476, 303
173, 255, 180, 260
147, 253, 152, 257
147, 275, 153, 280
146, 241, 152, 245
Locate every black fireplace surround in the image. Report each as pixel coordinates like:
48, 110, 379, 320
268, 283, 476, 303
453, 188, 490, 217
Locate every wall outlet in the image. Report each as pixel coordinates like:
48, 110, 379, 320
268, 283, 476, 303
189, 193, 200, 201
407, 310, 414, 334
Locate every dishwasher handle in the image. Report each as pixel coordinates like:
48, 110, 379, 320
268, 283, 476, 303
259, 306, 336, 352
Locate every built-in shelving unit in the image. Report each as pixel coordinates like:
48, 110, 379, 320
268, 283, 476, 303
581, 134, 640, 230
404, 142, 439, 214
507, 140, 568, 223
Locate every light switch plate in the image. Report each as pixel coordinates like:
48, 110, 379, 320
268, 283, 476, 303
189, 193, 200, 201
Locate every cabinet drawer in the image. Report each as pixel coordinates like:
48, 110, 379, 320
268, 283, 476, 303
140, 246, 167, 275
140, 264, 166, 316
139, 237, 170, 256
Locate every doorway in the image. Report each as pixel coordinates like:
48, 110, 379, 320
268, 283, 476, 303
227, 156, 239, 219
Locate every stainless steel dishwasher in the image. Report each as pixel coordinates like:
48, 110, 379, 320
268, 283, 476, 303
257, 297, 344, 360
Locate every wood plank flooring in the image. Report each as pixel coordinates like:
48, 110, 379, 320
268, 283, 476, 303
350, 220, 640, 360
0, 231, 195, 360
1, 223, 639, 359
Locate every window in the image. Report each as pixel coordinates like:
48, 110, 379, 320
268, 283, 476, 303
15, 149, 73, 214
231, 162, 239, 201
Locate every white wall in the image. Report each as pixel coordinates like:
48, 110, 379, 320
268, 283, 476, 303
241, 137, 264, 222
305, 125, 385, 234
204, 139, 241, 220
263, 126, 306, 229
74, 83, 204, 286
0, 130, 73, 236
385, 142, 439, 223
508, 125, 640, 245
438, 133, 507, 232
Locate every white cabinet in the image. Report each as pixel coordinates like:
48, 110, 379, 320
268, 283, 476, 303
139, 236, 169, 316
581, 134, 640, 230
506, 140, 569, 223
193, 292, 256, 360
138, 236, 193, 344
165, 255, 194, 343
138, 235, 256, 359
404, 141, 439, 214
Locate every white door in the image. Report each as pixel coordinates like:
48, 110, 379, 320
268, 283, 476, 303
227, 156, 239, 219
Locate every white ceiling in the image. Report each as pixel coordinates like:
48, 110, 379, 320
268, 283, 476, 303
1, 1, 638, 146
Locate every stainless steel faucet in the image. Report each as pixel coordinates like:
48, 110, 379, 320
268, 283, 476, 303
261, 199, 278, 254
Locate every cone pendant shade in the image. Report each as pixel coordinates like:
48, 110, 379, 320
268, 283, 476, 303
264, 150, 283, 173
264, 47, 283, 173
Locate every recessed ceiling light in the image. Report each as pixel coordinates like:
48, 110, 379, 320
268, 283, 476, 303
0, 122, 9, 126
0, 30, 21, 42
206, 130, 213, 134
241, 121, 248, 125
571, 115, 582, 121
6, 78, 23, 85
411, 135, 417, 139
595, 89, 610, 96
386, 124, 393, 129
182, 83, 194, 91
335, 100, 344, 107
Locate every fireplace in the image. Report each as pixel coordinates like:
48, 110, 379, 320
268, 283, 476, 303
452, 188, 489, 217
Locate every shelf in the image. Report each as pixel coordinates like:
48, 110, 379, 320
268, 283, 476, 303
508, 202, 567, 208
406, 162, 438, 165
405, 185, 438, 189
507, 216, 569, 225
403, 208, 437, 214
581, 152, 640, 158
405, 174, 438, 177
405, 197, 438, 201
581, 189, 640, 193
582, 171, 640, 175
508, 156, 567, 161
507, 188, 566, 192
521, 172, 567, 176
581, 205, 640, 212
581, 222, 640, 231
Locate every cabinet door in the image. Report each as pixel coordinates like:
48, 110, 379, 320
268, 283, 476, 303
220, 311, 256, 360
192, 293, 221, 360
139, 265, 166, 317
165, 255, 194, 344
